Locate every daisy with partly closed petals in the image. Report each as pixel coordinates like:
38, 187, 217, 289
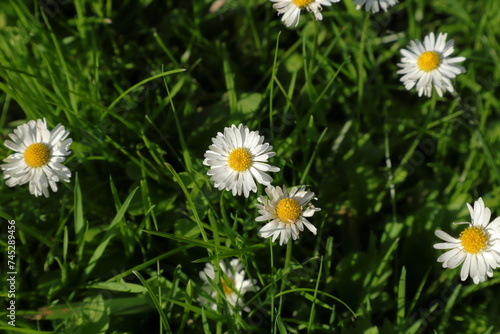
434, 198, 500, 284
270, 0, 340, 28
1, 119, 72, 198
353, 0, 398, 13
257, 185, 320, 246
199, 258, 259, 314
397, 32, 466, 97
203, 124, 280, 198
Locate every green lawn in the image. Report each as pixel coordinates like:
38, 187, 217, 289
1, 0, 500, 333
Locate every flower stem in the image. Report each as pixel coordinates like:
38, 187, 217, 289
276, 241, 293, 333
281, 240, 293, 292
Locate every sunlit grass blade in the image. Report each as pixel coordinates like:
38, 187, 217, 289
201, 308, 213, 334
397, 266, 406, 329
221, 43, 237, 115
73, 173, 85, 261
307, 256, 323, 333
109, 175, 135, 256
88, 282, 147, 294
437, 284, 461, 333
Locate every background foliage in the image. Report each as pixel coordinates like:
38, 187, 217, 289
1, 0, 500, 333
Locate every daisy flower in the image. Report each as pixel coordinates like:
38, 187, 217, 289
434, 198, 500, 284
270, 0, 340, 28
397, 32, 466, 97
199, 258, 259, 313
353, 0, 398, 13
1, 119, 72, 198
256, 185, 321, 246
203, 124, 280, 198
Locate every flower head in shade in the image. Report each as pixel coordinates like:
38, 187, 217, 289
270, 0, 340, 28
199, 258, 259, 313
1, 119, 72, 197
257, 185, 320, 246
203, 124, 280, 198
353, 0, 398, 13
397, 32, 466, 97
434, 198, 500, 284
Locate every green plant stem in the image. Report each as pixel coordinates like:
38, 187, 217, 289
281, 240, 293, 292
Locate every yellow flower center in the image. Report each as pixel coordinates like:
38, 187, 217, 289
227, 148, 252, 172
221, 278, 234, 296
459, 226, 487, 254
276, 198, 302, 223
417, 51, 441, 72
292, 0, 315, 7
24, 143, 51, 168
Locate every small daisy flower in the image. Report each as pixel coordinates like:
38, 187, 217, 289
1, 119, 72, 198
257, 185, 321, 246
397, 32, 466, 97
353, 0, 398, 13
434, 198, 500, 284
203, 124, 280, 198
270, 0, 340, 28
199, 258, 259, 313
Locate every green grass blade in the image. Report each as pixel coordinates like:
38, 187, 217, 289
104, 69, 186, 118
133, 270, 172, 334
83, 187, 139, 277
73, 173, 85, 261
397, 266, 406, 329
164, 163, 209, 242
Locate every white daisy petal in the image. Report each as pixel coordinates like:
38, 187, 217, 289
434, 242, 459, 250
303, 205, 320, 217
476, 254, 487, 278
482, 251, 499, 270
479, 207, 491, 228
446, 251, 466, 269
434, 230, 459, 243
269, 0, 339, 28
473, 198, 483, 224
249, 166, 273, 186
256, 185, 320, 246
1, 118, 72, 197
469, 254, 480, 280
436, 248, 461, 264
272, 223, 284, 242
260, 221, 280, 238
434, 197, 500, 284
302, 219, 318, 235
460, 255, 471, 280
397, 32, 466, 98
487, 217, 500, 231
204, 124, 279, 198
353, 0, 398, 13
198, 258, 259, 315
